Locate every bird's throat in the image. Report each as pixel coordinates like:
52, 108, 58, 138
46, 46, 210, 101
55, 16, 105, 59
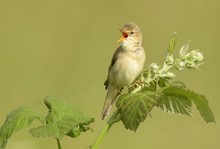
122, 39, 140, 50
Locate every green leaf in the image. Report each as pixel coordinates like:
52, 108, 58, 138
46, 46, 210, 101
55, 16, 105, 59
116, 92, 158, 131
158, 85, 215, 123
0, 107, 38, 148
157, 86, 192, 116
30, 96, 94, 139
30, 116, 82, 139
67, 124, 93, 138
158, 78, 169, 88
191, 93, 215, 123
168, 32, 177, 54
67, 127, 81, 138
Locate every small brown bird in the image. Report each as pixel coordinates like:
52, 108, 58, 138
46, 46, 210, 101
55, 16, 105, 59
101, 22, 146, 120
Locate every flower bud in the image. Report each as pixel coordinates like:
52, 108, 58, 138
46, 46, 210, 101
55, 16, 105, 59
166, 55, 174, 65
179, 42, 189, 57
188, 50, 204, 62
186, 61, 196, 68
175, 60, 185, 71
150, 63, 159, 73
166, 72, 176, 79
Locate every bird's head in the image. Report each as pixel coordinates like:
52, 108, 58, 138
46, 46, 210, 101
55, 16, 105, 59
117, 22, 143, 48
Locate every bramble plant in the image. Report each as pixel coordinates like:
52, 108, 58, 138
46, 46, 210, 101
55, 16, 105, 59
0, 96, 94, 149
0, 34, 215, 149
91, 34, 215, 148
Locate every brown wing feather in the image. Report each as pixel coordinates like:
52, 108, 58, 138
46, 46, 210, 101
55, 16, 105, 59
104, 46, 124, 90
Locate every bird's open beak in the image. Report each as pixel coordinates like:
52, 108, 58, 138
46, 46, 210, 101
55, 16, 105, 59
117, 29, 128, 42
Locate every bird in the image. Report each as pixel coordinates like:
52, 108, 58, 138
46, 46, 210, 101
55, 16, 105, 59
101, 22, 146, 120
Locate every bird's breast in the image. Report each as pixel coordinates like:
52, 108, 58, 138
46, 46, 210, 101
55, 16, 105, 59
109, 55, 144, 87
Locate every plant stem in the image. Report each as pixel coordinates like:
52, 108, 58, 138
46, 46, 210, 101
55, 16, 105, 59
91, 110, 120, 149
56, 138, 62, 149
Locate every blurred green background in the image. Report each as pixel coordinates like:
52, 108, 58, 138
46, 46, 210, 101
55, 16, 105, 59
0, 0, 219, 148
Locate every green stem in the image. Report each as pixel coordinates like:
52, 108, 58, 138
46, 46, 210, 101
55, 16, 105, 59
56, 138, 62, 149
91, 110, 120, 149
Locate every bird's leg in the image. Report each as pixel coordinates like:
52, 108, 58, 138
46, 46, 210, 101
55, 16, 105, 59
128, 78, 145, 93
119, 87, 124, 95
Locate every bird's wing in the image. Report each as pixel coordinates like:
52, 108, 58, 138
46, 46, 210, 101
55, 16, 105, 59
104, 46, 124, 89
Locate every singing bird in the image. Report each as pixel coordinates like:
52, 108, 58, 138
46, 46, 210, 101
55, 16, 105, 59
101, 22, 146, 120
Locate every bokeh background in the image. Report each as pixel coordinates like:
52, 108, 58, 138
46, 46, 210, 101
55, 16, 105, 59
0, 0, 219, 149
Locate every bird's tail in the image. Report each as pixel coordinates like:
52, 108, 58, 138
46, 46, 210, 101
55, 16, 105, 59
101, 85, 120, 120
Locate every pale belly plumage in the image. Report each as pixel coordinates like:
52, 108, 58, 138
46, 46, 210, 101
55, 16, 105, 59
109, 56, 143, 87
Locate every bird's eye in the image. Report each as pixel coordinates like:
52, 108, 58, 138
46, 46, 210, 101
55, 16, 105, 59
130, 31, 134, 35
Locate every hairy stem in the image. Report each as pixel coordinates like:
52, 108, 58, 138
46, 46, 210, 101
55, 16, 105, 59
56, 138, 62, 149
91, 110, 120, 149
